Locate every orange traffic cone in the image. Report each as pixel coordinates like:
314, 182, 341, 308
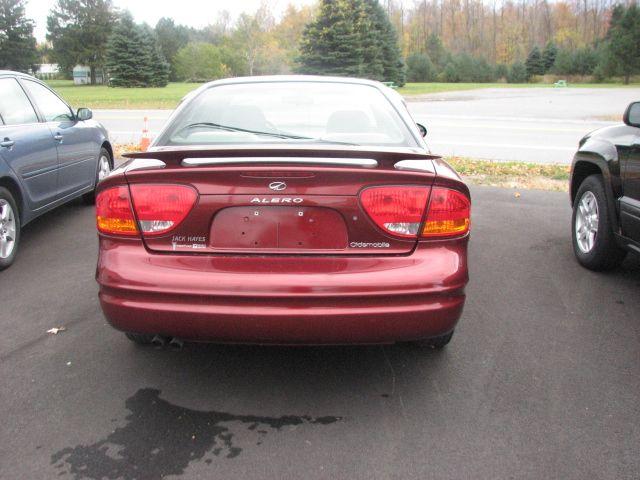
140, 116, 151, 151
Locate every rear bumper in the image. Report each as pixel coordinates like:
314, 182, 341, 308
97, 237, 469, 344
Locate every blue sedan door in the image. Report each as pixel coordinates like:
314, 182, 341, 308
20, 79, 97, 200
0, 77, 60, 211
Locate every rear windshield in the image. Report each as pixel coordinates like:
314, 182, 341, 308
157, 82, 418, 148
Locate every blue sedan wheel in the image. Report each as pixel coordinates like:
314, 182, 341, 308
0, 188, 20, 270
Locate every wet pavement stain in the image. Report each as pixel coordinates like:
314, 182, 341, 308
51, 388, 341, 480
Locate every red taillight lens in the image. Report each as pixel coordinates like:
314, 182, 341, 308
96, 186, 138, 236
422, 187, 470, 238
360, 186, 430, 238
129, 184, 197, 236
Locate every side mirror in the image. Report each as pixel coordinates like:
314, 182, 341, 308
76, 108, 93, 121
416, 123, 427, 137
623, 102, 640, 128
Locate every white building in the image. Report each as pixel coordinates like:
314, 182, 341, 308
73, 65, 105, 85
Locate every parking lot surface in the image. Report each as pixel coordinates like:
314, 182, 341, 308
1, 186, 639, 479
98, 87, 640, 164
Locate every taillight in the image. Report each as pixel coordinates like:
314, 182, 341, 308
360, 186, 430, 237
129, 184, 197, 236
422, 187, 470, 238
96, 184, 197, 237
96, 186, 138, 236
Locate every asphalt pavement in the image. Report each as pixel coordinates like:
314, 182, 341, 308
96, 87, 640, 164
1, 186, 639, 479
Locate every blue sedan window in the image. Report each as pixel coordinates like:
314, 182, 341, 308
22, 80, 74, 123
0, 78, 38, 126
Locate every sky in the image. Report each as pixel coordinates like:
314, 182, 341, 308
25, 0, 317, 42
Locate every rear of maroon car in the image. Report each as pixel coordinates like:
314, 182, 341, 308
94, 78, 470, 346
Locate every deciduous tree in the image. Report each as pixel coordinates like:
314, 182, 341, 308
173, 42, 227, 82
0, 0, 37, 72
47, 0, 115, 82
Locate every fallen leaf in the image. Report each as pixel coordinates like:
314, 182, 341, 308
47, 327, 66, 335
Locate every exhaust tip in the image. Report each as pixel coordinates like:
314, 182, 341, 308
168, 337, 184, 351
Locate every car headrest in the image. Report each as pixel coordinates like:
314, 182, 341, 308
326, 110, 373, 134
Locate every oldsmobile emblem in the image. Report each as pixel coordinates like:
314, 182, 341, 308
269, 181, 287, 191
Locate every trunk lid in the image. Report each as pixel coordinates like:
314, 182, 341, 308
121, 145, 438, 255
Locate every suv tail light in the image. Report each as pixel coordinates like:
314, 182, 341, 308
422, 187, 470, 238
360, 186, 430, 237
96, 184, 197, 237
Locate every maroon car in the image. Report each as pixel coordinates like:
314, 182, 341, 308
95, 76, 470, 348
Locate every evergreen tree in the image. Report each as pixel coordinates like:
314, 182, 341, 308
507, 61, 529, 83
368, 0, 405, 85
296, 0, 404, 85
356, 0, 384, 80
442, 62, 460, 82
605, 4, 640, 85
47, 0, 115, 82
525, 46, 544, 77
140, 25, 170, 87
0, 0, 37, 72
297, 0, 361, 77
541, 41, 558, 73
406, 53, 435, 82
425, 33, 446, 68
105, 13, 152, 87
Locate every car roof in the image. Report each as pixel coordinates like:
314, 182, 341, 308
184, 74, 400, 105
205, 75, 385, 87
0, 70, 35, 79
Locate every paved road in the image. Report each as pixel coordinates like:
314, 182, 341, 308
96, 87, 640, 164
1, 186, 639, 479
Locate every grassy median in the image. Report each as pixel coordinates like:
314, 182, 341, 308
445, 156, 570, 191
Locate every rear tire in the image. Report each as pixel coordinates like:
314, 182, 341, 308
572, 174, 626, 271
412, 330, 454, 349
0, 187, 20, 271
125, 332, 156, 345
83, 147, 112, 204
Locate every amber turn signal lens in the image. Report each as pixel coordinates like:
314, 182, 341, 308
96, 186, 139, 236
421, 187, 470, 238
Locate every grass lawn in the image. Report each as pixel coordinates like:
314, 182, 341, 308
47, 79, 640, 110
45, 80, 201, 109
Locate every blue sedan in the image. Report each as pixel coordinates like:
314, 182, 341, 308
0, 71, 113, 270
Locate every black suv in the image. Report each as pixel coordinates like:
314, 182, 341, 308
570, 101, 640, 270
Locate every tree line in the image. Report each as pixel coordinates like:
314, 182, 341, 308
0, 0, 639, 87
402, 0, 640, 83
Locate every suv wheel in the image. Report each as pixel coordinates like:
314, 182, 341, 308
572, 174, 626, 271
0, 187, 20, 271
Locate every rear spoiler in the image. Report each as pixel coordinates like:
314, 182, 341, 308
123, 145, 440, 171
